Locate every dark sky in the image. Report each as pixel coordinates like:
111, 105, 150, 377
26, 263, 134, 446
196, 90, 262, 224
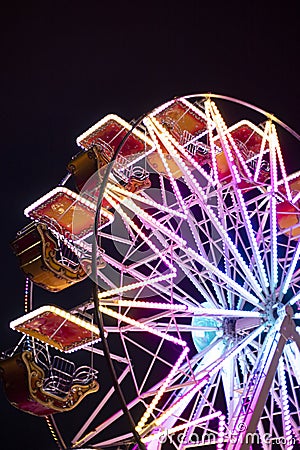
1, 1, 299, 449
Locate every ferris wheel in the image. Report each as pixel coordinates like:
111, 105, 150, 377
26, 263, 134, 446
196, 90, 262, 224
1, 94, 300, 450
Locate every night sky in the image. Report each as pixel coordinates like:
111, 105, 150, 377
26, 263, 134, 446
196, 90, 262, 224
1, 1, 299, 449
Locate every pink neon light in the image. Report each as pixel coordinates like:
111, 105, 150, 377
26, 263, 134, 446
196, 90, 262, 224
99, 304, 187, 347
137, 346, 189, 432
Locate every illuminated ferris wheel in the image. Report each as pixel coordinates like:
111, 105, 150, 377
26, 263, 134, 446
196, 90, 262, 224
1, 94, 300, 450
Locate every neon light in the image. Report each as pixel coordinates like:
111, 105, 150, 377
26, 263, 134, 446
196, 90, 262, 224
150, 115, 264, 299
281, 240, 300, 296
272, 123, 292, 201
205, 100, 219, 183
254, 121, 271, 183
136, 347, 189, 433
10, 305, 100, 336
270, 195, 278, 290
149, 376, 209, 428
149, 116, 213, 186
98, 305, 187, 346
143, 118, 189, 215
101, 299, 263, 318
210, 101, 253, 180
106, 182, 186, 219
76, 113, 153, 149
235, 188, 270, 290
278, 358, 293, 447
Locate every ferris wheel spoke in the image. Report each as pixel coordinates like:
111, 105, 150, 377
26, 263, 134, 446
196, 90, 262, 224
279, 239, 300, 300
147, 114, 265, 300
71, 365, 131, 445
143, 341, 226, 437
177, 372, 223, 449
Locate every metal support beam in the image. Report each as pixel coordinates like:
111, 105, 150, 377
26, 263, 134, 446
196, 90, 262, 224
226, 306, 298, 450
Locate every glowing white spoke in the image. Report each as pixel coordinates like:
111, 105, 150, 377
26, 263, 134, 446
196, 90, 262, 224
205, 100, 219, 183
72, 366, 131, 444
278, 358, 294, 449
145, 118, 189, 216
210, 100, 253, 180
151, 116, 264, 299
187, 246, 262, 307
272, 123, 292, 201
98, 305, 187, 347
270, 194, 278, 291
106, 181, 187, 219
136, 346, 189, 433
280, 240, 300, 298
253, 121, 271, 182
100, 299, 263, 318
235, 188, 270, 294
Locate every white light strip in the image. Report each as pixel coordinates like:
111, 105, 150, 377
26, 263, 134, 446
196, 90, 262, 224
94, 195, 176, 298
149, 377, 209, 428
101, 299, 263, 318
10, 305, 99, 335
205, 100, 219, 183
254, 121, 271, 183
291, 191, 300, 204
269, 125, 278, 194
226, 119, 268, 139
108, 189, 187, 250
270, 195, 278, 291
210, 102, 253, 180
289, 292, 300, 305
98, 305, 186, 346
76, 113, 153, 148
278, 358, 293, 448
272, 123, 292, 201
106, 182, 186, 219
235, 188, 270, 292
207, 324, 266, 377
24, 187, 95, 217
149, 115, 214, 185
149, 116, 264, 299
136, 347, 189, 433
24, 186, 113, 222
150, 99, 176, 117
280, 240, 300, 297
102, 216, 262, 307
138, 119, 189, 216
